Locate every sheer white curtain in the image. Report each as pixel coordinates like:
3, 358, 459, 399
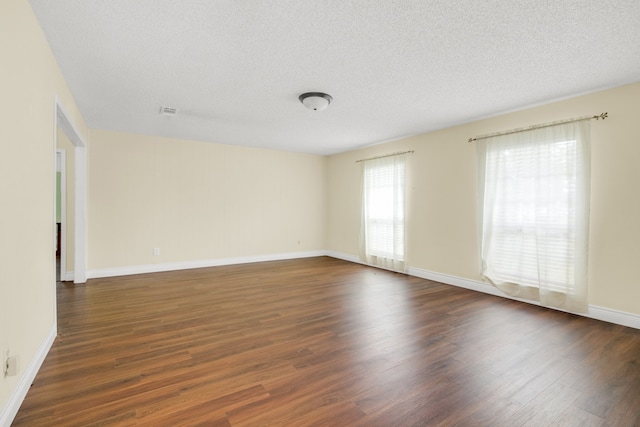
360, 154, 407, 272
477, 121, 590, 313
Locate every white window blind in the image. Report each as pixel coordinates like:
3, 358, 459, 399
477, 121, 590, 313
360, 154, 406, 272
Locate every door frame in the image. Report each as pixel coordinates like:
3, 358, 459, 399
54, 96, 88, 283
56, 149, 67, 281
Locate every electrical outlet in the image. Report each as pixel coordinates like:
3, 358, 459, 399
153, 247, 160, 256
7, 356, 20, 377
6, 356, 18, 376
2, 349, 9, 376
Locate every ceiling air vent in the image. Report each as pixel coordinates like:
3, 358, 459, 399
159, 106, 178, 116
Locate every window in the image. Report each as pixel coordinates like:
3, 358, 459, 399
477, 121, 590, 312
360, 154, 407, 272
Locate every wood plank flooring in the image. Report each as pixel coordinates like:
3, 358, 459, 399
12, 257, 640, 426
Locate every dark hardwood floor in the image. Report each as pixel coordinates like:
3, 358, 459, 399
13, 257, 640, 426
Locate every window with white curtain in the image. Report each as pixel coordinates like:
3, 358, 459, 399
477, 121, 590, 313
360, 154, 407, 272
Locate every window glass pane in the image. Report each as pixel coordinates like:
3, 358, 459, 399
363, 157, 405, 261
484, 139, 577, 289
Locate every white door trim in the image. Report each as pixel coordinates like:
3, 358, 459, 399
55, 149, 67, 282
54, 96, 88, 284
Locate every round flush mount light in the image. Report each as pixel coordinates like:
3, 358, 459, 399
299, 92, 333, 111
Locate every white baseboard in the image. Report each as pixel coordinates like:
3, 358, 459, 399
87, 250, 327, 279
587, 305, 640, 330
407, 266, 505, 298
326, 251, 640, 330
0, 324, 56, 427
406, 266, 640, 329
324, 250, 361, 265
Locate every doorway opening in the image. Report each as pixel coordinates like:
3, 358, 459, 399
54, 97, 87, 285
55, 149, 66, 282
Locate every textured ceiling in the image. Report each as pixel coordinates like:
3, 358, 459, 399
29, 0, 640, 155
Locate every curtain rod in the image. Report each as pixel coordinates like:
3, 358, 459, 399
355, 150, 414, 163
468, 112, 608, 143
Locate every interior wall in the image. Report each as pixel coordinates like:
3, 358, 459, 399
87, 130, 327, 271
327, 82, 640, 316
0, 0, 88, 416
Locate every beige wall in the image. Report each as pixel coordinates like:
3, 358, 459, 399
88, 130, 327, 270
0, 0, 88, 415
327, 82, 640, 316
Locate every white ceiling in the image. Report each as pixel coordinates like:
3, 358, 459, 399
29, 0, 640, 155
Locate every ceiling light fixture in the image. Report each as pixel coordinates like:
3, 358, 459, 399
299, 92, 333, 111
